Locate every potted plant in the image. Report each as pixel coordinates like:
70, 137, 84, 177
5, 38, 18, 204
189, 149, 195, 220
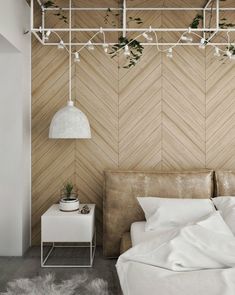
59, 182, 79, 212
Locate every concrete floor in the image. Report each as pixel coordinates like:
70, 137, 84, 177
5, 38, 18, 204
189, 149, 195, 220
0, 246, 122, 294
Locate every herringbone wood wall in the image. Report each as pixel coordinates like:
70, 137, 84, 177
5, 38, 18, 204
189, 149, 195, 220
32, 1, 235, 245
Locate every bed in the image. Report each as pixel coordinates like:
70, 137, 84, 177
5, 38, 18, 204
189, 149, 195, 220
103, 170, 235, 295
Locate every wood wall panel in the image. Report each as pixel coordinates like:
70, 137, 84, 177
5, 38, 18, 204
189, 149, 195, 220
162, 11, 206, 170
206, 48, 235, 169
32, 1, 235, 245
119, 11, 162, 170
75, 47, 119, 243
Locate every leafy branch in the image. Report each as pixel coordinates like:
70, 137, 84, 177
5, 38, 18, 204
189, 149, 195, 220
109, 36, 144, 69
43, 1, 68, 24
190, 14, 203, 28
104, 8, 144, 68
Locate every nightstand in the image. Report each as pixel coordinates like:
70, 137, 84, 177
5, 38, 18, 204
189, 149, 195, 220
41, 204, 96, 268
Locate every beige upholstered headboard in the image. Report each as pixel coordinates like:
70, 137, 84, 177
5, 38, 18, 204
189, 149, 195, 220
215, 171, 235, 196
103, 170, 214, 258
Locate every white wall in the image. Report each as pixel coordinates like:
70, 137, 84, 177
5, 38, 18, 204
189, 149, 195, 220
0, 0, 31, 256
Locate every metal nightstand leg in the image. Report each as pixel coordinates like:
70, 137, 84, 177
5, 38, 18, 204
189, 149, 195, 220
41, 242, 54, 267
41, 231, 96, 268
90, 230, 96, 266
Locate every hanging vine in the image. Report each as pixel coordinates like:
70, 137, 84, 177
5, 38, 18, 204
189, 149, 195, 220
104, 8, 144, 68
40, 1, 235, 67
43, 1, 68, 24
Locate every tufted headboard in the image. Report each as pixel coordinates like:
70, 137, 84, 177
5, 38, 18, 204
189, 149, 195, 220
103, 170, 214, 258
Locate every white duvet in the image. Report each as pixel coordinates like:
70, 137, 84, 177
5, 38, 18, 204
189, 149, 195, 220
116, 212, 235, 295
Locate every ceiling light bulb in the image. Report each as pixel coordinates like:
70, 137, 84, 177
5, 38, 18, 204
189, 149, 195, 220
74, 52, 80, 63
58, 40, 64, 49
167, 48, 173, 58
214, 47, 220, 57
199, 38, 206, 49
142, 32, 153, 42
124, 45, 130, 57
102, 43, 109, 53
44, 30, 51, 41
87, 40, 95, 50
181, 35, 193, 43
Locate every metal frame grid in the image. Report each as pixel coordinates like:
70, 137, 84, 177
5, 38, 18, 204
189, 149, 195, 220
31, 0, 235, 47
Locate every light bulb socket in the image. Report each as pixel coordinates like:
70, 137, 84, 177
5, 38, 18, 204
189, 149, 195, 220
87, 40, 95, 50
226, 50, 232, 58
214, 47, 220, 57
102, 43, 109, 53
199, 38, 206, 49
181, 35, 193, 42
44, 30, 51, 41
124, 45, 130, 56
74, 52, 80, 62
143, 32, 153, 42
58, 40, 64, 49
67, 101, 74, 107
166, 48, 173, 58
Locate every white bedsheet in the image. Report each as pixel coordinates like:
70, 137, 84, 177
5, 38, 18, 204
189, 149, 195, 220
131, 221, 159, 246
117, 212, 235, 295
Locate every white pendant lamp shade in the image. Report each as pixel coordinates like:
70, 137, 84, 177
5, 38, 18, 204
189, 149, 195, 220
49, 101, 91, 139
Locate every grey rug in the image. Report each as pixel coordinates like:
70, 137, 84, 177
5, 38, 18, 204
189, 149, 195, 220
0, 273, 109, 295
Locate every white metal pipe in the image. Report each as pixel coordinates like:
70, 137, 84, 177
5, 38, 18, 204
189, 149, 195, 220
32, 28, 235, 32
31, 0, 34, 30
43, 7, 235, 11
204, 0, 213, 9
36, 0, 43, 8
206, 31, 218, 43
123, 0, 126, 38
42, 6, 45, 42
203, 2, 206, 40
216, 0, 220, 30
69, 0, 72, 102
32, 31, 45, 45
43, 42, 233, 46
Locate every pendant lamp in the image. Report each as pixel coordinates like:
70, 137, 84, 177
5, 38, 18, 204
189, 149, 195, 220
49, 0, 91, 139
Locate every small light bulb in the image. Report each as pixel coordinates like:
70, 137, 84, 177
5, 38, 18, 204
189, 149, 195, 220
214, 47, 220, 57
166, 48, 173, 58
44, 30, 51, 41
199, 38, 206, 49
87, 40, 95, 50
181, 35, 193, 43
124, 45, 130, 57
102, 43, 109, 53
74, 52, 80, 63
57, 40, 64, 49
226, 50, 232, 58
142, 32, 153, 43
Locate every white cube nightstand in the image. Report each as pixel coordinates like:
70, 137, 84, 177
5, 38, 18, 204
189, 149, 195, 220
41, 204, 96, 268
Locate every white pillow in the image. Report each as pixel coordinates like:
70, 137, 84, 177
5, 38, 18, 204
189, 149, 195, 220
137, 197, 215, 231
212, 196, 235, 235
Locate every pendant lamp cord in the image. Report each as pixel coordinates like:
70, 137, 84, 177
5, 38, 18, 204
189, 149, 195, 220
69, 0, 72, 102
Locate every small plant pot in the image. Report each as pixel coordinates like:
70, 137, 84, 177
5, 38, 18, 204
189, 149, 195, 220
59, 197, 79, 212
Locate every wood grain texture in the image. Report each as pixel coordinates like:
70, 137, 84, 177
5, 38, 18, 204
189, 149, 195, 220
32, 0, 235, 245
162, 10, 206, 170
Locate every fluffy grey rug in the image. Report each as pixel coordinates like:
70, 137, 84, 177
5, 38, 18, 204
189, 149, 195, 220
1, 273, 109, 295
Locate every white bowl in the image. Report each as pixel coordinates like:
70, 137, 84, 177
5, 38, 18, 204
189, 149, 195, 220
59, 197, 79, 212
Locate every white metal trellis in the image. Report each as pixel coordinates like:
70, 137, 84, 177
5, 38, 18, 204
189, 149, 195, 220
31, 0, 235, 47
